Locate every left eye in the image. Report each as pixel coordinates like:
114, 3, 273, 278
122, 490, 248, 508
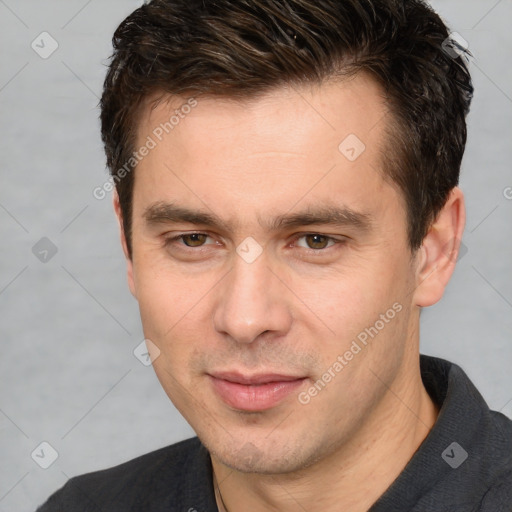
295, 234, 338, 250
179, 233, 210, 247
165, 233, 215, 248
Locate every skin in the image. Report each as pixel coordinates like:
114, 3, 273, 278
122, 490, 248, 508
114, 72, 465, 511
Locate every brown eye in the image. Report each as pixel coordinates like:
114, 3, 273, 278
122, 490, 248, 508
181, 233, 208, 247
304, 234, 331, 249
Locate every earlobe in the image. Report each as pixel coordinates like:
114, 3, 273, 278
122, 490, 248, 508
113, 190, 137, 298
412, 187, 466, 308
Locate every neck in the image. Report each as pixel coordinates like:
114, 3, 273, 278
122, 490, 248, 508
212, 359, 439, 512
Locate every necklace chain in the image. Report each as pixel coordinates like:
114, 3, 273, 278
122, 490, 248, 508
214, 472, 230, 512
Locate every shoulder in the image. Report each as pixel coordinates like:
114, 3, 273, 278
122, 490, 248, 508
477, 411, 512, 510
36, 437, 206, 511
478, 468, 512, 511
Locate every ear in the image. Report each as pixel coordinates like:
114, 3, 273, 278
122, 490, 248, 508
113, 190, 137, 298
412, 186, 466, 307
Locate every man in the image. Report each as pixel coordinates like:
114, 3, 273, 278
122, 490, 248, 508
37, 0, 512, 510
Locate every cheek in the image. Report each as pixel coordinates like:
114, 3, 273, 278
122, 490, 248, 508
133, 253, 204, 330
133, 259, 216, 370
286, 264, 387, 335
135, 275, 175, 339
295, 260, 409, 374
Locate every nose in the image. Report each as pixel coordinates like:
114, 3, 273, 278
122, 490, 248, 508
213, 251, 292, 345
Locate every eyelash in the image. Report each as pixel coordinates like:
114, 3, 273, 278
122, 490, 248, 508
163, 232, 345, 255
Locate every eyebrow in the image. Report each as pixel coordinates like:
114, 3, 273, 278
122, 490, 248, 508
143, 201, 374, 233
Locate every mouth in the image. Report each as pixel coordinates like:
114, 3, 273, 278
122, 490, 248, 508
208, 371, 308, 412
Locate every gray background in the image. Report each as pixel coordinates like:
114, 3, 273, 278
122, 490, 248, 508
0, 1, 511, 510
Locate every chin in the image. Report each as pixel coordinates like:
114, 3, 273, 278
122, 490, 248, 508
205, 434, 323, 475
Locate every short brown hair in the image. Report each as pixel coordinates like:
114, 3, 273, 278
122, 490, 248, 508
100, 0, 473, 257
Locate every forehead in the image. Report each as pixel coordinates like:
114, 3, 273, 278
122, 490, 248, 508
138, 72, 389, 148
132, 73, 404, 234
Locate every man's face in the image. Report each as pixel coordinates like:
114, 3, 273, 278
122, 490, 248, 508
124, 73, 421, 473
